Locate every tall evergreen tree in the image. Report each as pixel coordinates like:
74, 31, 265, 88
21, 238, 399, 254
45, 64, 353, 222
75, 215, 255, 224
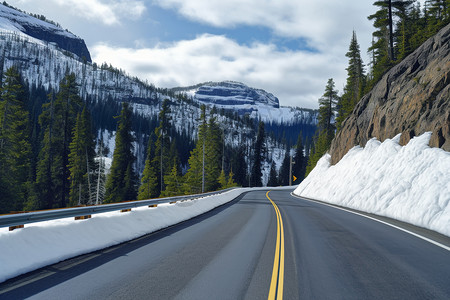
30, 73, 82, 210
368, 1, 414, 85
226, 170, 238, 188
250, 121, 265, 187
393, 1, 415, 61
153, 99, 172, 194
368, 1, 392, 84
231, 145, 247, 187
318, 78, 339, 139
279, 148, 290, 186
426, 0, 450, 32
267, 162, 279, 187
68, 106, 96, 206
161, 162, 182, 197
218, 169, 227, 189
305, 79, 339, 176
293, 133, 306, 183
104, 102, 137, 203
138, 135, 158, 200
305, 131, 330, 176
204, 115, 222, 191
183, 105, 208, 194
0, 67, 31, 213
337, 31, 365, 130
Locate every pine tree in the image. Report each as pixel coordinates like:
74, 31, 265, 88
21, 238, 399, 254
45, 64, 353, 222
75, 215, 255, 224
305, 131, 330, 176
161, 162, 182, 197
0, 67, 31, 213
138, 136, 158, 200
231, 145, 247, 187
30, 73, 82, 210
183, 105, 207, 194
368, 1, 392, 84
226, 170, 237, 188
218, 169, 227, 189
305, 79, 339, 176
104, 102, 137, 203
367, 1, 414, 86
293, 133, 306, 183
250, 121, 265, 187
279, 148, 290, 186
267, 162, 279, 187
153, 99, 172, 195
426, 0, 450, 33
184, 145, 203, 194
204, 115, 222, 191
68, 106, 96, 206
337, 31, 365, 130
318, 79, 339, 141
393, 1, 415, 61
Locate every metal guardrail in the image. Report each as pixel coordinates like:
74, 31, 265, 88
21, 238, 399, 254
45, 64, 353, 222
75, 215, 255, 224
0, 188, 236, 229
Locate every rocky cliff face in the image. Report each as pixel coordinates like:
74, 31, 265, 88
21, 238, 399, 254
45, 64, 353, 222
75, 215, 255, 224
330, 23, 450, 164
191, 81, 280, 109
0, 4, 91, 62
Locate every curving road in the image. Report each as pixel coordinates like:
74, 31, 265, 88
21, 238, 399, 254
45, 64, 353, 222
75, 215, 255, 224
1, 189, 450, 299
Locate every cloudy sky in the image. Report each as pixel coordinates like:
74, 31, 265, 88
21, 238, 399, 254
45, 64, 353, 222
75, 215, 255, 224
9, 0, 381, 109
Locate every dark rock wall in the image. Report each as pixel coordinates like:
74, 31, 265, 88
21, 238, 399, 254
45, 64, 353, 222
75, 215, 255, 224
330, 23, 450, 164
23, 25, 91, 62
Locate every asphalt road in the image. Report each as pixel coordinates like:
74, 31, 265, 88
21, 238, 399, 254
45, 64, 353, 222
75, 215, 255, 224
1, 189, 450, 299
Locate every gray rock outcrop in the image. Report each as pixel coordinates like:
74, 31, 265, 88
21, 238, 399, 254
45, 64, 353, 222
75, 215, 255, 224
330, 23, 450, 164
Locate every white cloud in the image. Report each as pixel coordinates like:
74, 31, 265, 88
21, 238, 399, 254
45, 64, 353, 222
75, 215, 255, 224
15, 0, 146, 25
153, 0, 373, 52
92, 34, 347, 108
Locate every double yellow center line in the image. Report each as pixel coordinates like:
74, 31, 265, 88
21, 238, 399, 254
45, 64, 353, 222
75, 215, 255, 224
266, 191, 285, 300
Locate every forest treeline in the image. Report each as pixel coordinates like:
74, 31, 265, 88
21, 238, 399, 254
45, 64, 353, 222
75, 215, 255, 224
0, 70, 237, 213
306, 0, 450, 174
0, 67, 309, 213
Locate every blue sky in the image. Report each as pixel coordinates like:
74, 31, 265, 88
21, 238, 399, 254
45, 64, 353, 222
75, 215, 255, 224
8, 0, 383, 108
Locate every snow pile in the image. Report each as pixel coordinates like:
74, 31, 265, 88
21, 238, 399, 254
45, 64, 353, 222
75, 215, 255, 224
294, 132, 450, 237
0, 187, 290, 283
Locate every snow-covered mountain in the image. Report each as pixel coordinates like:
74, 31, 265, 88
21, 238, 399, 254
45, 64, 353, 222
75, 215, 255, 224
0, 3, 91, 62
183, 81, 280, 108
174, 81, 317, 125
0, 3, 317, 183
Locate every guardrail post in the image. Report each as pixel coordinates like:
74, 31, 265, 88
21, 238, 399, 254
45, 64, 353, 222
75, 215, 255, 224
75, 215, 91, 220
120, 209, 131, 213
148, 204, 157, 207
9, 225, 24, 231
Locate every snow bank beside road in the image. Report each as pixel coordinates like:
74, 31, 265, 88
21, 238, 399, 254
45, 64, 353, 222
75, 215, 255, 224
0, 188, 269, 283
294, 132, 450, 237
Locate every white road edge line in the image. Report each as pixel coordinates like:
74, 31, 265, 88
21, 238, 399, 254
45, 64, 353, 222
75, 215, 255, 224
291, 193, 450, 252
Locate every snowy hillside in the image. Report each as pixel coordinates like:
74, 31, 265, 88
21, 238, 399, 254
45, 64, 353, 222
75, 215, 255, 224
174, 81, 317, 125
191, 81, 279, 108
0, 20, 287, 179
0, 3, 91, 61
0, 3, 316, 183
294, 133, 450, 237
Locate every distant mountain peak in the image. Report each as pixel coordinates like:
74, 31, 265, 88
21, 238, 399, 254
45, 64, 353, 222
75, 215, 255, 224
0, 3, 91, 62
175, 81, 280, 110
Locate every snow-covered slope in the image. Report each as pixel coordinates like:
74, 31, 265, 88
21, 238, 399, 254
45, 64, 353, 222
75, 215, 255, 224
191, 81, 279, 108
0, 3, 91, 61
0, 3, 315, 181
175, 81, 317, 125
294, 133, 450, 237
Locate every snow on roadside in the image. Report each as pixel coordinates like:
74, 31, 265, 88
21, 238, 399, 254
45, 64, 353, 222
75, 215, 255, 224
0, 187, 290, 283
294, 132, 450, 237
